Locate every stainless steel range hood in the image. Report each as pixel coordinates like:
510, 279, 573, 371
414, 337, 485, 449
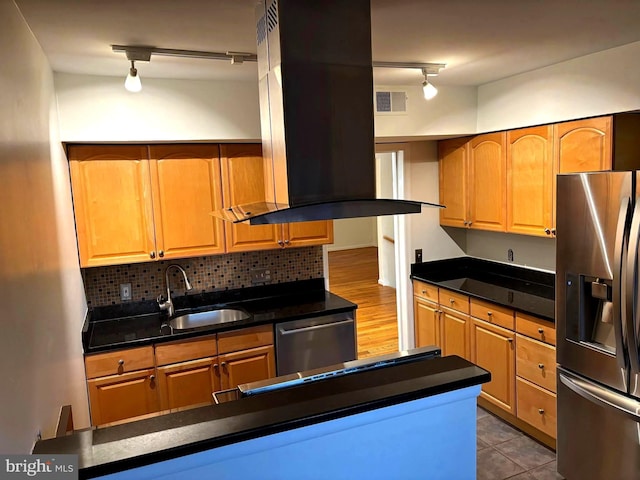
219, 0, 441, 225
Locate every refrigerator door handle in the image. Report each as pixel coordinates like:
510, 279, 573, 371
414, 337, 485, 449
560, 371, 640, 423
626, 200, 640, 373
615, 196, 631, 369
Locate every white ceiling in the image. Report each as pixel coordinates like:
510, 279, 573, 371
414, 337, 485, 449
14, 0, 640, 87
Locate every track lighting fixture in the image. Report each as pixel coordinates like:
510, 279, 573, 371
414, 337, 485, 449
373, 61, 446, 101
124, 60, 141, 92
113, 45, 446, 99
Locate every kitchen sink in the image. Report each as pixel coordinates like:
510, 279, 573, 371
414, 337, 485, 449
166, 308, 251, 331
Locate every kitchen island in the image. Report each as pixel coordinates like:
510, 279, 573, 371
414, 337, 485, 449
34, 354, 489, 479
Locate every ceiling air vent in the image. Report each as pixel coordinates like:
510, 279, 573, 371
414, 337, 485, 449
375, 91, 407, 114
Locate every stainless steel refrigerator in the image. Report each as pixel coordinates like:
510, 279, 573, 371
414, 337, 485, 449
557, 171, 640, 479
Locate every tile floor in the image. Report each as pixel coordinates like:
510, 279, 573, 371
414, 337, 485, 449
476, 406, 564, 480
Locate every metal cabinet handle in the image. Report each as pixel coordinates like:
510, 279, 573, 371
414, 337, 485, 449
277, 240, 284, 247
221, 362, 227, 367
158, 250, 164, 258
284, 239, 290, 245
150, 251, 156, 259
538, 327, 544, 334
449, 298, 455, 304
544, 228, 551, 235
507, 338, 513, 343
467, 221, 473, 226
538, 408, 545, 414
487, 311, 493, 317
149, 375, 155, 381
538, 363, 544, 369
551, 228, 556, 236
421, 290, 426, 294
213, 363, 219, 370
118, 359, 124, 366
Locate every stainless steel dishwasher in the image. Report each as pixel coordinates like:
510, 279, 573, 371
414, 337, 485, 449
275, 312, 357, 376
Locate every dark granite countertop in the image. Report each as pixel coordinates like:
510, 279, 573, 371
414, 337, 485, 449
411, 257, 555, 321
33, 355, 489, 479
83, 279, 357, 353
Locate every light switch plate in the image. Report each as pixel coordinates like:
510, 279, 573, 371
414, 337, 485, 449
120, 283, 132, 301
251, 268, 272, 285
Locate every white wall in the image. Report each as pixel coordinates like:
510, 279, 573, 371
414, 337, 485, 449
374, 85, 477, 139
0, 2, 89, 452
327, 218, 377, 252
466, 231, 556, 272
376, 153, 396, 287
404, 142, 466, 262
477, 41, 640, 132
54, 74, 261, 142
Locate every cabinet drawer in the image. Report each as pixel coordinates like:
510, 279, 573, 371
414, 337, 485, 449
85, 346, 154, 379
471, 299, 514, 330
155, 336, 218, 366
413, 281, 438, 303
516, 377, 557, 439
218, 324, 273, 354
516, 334, 557, 393
516, 312, 556, 346
439, 288, 470, 314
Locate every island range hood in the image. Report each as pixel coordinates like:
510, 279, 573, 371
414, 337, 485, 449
218, 0, 441, 225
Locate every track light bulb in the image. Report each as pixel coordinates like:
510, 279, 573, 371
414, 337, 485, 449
422, 79, 437, 100
125, 61, 142, 92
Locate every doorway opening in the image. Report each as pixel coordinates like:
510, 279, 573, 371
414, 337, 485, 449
327, 149, 409, 359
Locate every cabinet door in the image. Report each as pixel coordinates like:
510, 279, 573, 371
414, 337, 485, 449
68, 145, 156, 267
438, 138, 468, 228
506, 126, 554, 237
220, 144, 280, 252
284, 220, 334, 247
441, 308, 470, 360
468, 133, 507, 232
470, 318, 516, 414
414, 297, 441, 348
87, 368, 159, 426
555, 116, 612, 173
156, 357, 220, 411
219, 345, 275, 390
149, 145, 226, 259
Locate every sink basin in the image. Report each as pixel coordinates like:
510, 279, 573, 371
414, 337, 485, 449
167, 308, 251, 330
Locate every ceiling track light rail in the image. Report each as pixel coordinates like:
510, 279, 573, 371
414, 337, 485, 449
112, 45, 445, 97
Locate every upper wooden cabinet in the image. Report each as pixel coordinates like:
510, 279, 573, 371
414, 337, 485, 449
70, 143, 333, 267
69, 145, 156, 267
438, 138, 469, 228
506, 126, 554, 237
69, 144, 225, 267
468, 132, 507, 232
148, 145, 226, 260
220, 144, 333, 252
438, 114, 640, 237
555, 117, 612, 173
220, 144, 281, 252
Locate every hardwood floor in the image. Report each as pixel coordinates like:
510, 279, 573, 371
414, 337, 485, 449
328, 247, 399, 359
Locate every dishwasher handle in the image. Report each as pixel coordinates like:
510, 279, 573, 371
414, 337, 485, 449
278, 318, 354, 336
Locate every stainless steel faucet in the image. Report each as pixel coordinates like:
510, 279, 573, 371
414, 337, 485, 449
157, 264, 193, 317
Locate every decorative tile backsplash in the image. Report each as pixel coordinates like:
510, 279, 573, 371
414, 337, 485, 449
82, 246, 324, 307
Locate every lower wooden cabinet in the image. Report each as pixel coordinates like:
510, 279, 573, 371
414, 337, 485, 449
470, 318, 516, 415
87, 368, 160, 426
441, 307, 470, 359
86, 326, 276, 425
414, 297, 441, 348
516, 377, 557, 438
157, 357, 221, 411
219, 345, 275, 389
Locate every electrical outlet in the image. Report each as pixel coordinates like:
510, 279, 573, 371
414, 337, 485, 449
251, 268, 272, 285
507, 249, 514, 262
120, 283, 132, 301
415, 249, 423, 263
